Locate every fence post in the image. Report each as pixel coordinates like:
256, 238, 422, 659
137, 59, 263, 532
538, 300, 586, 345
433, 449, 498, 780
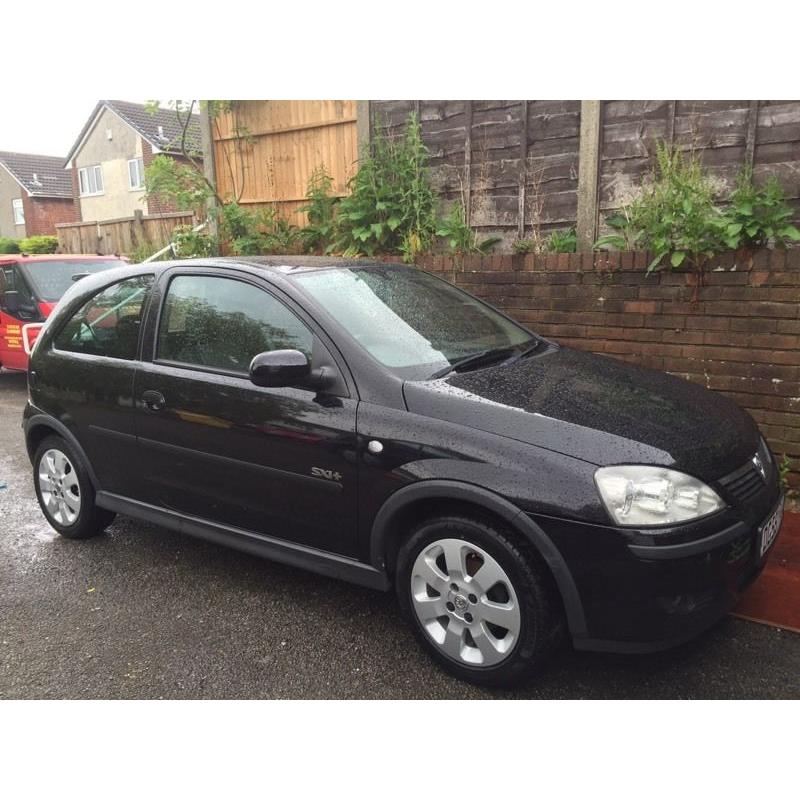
356, 101, 371, 160
132, 209, 145, 248
464, 101, 473, 227
576, 100, 602, 252
200, 103, 219, 239
517, 100, 529, 240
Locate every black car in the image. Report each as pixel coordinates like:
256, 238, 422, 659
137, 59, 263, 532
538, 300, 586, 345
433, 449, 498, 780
22, 257, 784, 686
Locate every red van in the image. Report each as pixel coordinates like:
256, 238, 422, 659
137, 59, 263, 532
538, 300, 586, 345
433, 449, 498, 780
0, 254, 123, 371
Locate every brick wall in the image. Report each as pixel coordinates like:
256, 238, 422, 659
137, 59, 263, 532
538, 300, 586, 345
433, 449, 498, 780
389, 249, 800, 489
20, 195, 78, 236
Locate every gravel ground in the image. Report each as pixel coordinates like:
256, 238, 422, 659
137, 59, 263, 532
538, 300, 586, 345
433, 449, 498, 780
1, 369, 799, 699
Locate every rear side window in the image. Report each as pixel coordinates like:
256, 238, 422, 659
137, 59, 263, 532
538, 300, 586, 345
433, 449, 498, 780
53, 276, 153, 360
157, 275, 312, 373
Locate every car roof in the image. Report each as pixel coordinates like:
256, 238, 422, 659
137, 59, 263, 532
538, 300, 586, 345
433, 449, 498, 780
181, 256, 407, 276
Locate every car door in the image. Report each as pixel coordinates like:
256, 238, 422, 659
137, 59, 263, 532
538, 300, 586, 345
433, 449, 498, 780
31, 274, 154, 493
0, 262, 42, 370
132, 268, 360, 557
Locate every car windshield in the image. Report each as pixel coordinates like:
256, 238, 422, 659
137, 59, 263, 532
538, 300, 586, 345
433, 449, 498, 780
293, 266, 535, 378
20, 259, 122, 302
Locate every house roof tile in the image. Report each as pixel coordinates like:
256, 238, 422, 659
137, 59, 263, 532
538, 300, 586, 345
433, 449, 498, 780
0, 151, 74, 198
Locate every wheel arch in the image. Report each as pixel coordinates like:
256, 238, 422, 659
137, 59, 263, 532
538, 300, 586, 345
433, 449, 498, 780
24, 415, 99, 490
369, 480, 587, 638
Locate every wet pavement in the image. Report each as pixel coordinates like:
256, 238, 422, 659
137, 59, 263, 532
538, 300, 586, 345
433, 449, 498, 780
1, 369, 799, 699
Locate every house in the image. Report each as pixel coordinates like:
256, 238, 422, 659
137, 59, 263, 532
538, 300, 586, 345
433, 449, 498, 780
0, 152, 78, 239
63, 100, 203, 223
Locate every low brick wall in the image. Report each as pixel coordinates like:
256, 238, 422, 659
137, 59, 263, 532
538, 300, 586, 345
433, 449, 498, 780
384, 249, 800, 489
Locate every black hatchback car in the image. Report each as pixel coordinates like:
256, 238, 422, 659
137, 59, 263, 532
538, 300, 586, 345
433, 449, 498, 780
23, 257, 783, 686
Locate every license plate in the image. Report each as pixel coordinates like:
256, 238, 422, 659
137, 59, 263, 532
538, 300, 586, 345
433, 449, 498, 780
759, 498, 784, 558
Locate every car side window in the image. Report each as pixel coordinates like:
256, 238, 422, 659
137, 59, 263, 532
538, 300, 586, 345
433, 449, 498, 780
0, 265, 38, 319
156, 275, 313, 374
53, 275, 153, 360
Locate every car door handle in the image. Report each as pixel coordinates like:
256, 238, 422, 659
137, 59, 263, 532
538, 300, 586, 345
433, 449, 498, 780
141, 390, 166, 411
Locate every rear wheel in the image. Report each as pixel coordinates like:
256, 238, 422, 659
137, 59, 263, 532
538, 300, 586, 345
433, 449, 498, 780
33, 435, 115, 539
396, 514, 563, 687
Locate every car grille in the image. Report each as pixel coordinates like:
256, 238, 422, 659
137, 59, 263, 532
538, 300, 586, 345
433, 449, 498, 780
716, 440, 772, 506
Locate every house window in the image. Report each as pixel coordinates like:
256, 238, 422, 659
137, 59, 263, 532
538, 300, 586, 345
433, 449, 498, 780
12, 198, 24, 225
128, 157, 145, 190
78, 165, 104, 196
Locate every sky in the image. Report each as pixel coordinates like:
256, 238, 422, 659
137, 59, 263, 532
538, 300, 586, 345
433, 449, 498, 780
2, 98, 151, 157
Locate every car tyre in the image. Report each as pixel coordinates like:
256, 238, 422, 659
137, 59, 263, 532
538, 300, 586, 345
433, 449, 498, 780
396, 513, 564, 688
33, 434, 115, 539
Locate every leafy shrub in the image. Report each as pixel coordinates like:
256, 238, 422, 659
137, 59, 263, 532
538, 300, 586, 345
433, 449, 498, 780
596, 143, 727, 272
128, 242, 157, 263
172, 225, 217, 258
218, 202, 302, 256
512, 238, 535, 255
299, 167, 339, 253
19, 235, 58, 254
779, 453, 791, 491
722, 167, 800, 249
546, 227, 577, 253
436, 201, 500, 255
0, 237, 20, 254
145, 154, 211, 215
334, 114, 438, 261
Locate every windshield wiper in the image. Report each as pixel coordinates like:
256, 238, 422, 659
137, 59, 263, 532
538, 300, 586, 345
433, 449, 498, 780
429, 346, 517, 380
507, 337, 545, 363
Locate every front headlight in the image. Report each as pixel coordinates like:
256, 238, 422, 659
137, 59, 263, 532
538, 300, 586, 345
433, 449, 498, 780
594, 465, 725, 527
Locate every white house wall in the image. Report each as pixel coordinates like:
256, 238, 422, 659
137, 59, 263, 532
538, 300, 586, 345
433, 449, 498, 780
74, 107, 148, 221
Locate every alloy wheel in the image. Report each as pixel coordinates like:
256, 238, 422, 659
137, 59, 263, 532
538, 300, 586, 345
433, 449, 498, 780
410, 538, 521, 667
38, 448, 81, 526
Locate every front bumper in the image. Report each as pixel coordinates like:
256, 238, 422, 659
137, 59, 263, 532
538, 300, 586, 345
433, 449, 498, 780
533, 485, 783, 654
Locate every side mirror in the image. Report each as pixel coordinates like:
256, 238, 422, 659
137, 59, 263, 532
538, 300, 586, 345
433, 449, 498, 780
249, 349, 311, 388
3, 290, 20, 314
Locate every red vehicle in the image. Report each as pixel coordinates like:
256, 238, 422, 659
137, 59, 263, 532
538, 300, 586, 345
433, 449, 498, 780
0, 254, 124, 371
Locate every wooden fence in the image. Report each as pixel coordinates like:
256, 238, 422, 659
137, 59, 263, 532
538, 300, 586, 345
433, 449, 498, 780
371, 100, 800, 250
211, 100, 358, 225
56, 211, 195, 256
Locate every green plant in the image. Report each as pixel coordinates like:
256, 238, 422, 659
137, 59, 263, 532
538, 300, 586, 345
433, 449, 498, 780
128, 242, 157, 263
779, 453, 791, 491
19, 235, 58, 254
333, 113, 438, 261
595, 142, 727, 273
217, 202, 302, 256
545, 227, 577, 253
145, 154, 212, 216
0, 237, 20, 254
722, 167, 800, 249
435, 201, 501, 255
512, 239, 535, 255
172, 225, 217, 258
299, 167, 339, 253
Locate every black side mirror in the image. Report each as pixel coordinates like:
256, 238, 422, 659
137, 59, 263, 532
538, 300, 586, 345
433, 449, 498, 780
2, 290, 20, 314
249, 349, 311, 388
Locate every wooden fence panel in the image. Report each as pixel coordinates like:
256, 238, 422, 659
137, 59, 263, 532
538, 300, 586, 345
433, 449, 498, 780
371, 99, 800, 248
56, 212, 194, 256
211, 101, 358, 225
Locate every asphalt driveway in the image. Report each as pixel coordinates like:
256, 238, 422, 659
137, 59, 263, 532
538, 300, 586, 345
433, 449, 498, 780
1, 369, 798, 699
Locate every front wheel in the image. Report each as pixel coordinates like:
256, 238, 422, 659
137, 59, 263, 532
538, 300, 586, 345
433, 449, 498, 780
33, 435, 115, 539
396, 514, 563, 687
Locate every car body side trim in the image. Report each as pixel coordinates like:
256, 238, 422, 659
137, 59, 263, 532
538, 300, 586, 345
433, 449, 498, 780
368, 480, 588, 638
138, 435, 342, 493
95, 491, 390, 591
